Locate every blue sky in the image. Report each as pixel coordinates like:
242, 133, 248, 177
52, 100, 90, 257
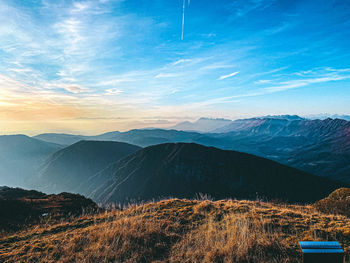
0, 0, 350, 134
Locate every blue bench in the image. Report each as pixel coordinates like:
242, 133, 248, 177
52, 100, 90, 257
299, 241, 344, 263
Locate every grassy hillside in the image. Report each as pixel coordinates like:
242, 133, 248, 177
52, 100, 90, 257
1, 198, 349, 263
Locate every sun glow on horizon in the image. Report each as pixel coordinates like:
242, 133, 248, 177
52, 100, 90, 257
0, 0, 349, 134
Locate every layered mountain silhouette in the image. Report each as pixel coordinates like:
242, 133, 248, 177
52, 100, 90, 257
0, 186, 97, 231
34, 129, 207, 147
33, 140, 141, 194
86, 143, 344, 205
0, 135, 62, 188
32, 116, 350, 183
34, 133, 86, 146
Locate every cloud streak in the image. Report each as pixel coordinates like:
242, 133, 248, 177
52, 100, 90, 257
264, 76, 350, 93
105, 88, 123, 95
61, 84, 90, 94
218, 71, 239, 80
155, 73, 182, 79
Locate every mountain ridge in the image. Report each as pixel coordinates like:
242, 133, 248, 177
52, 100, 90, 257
86, 142, 345, 205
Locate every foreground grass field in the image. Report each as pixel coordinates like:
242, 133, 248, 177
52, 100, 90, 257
1, 198, 350, 263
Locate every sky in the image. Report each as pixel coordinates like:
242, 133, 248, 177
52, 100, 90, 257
0, 0, 350, 135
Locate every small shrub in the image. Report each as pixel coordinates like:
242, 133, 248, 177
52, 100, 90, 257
315, 188, 350, 217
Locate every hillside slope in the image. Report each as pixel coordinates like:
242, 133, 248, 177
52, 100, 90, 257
1, 198, 349, 262
0, 135, 62, 188
34, 140, 141, 194
87, 143, 344, 205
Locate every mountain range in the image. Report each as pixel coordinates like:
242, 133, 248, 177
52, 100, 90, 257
169, 115, 305, 133
211, 117, 350, 183
1, 115, 349, 205
31, 116, 350, 184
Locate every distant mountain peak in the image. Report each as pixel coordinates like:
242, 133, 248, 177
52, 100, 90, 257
170, 117, 232, 132
258, 115, 306, 121
307, 114, 350, 121
198, 117, 232, 121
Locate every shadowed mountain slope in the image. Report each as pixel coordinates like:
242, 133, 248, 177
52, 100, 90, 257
0, 135, 62, 188
87, 143, 345, 205
34, 140, 141, 194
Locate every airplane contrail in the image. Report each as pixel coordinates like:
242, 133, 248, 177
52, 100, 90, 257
181, 0, 186, 40
181, 0, 191, 40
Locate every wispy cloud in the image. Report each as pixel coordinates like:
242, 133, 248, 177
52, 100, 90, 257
105, 88, 123, 95
155, 73, 182, 79
172, 59, 193, 65
60, 84, 90, 94
230, 0, 272, 17
200, 63, 234, 71
172, 67, 350, 108
264, 76, 350, 93
98, 78, 134, 86
255, 79, 271, 84
218, 71, 239, 80
71, 2, 91, 13
263, 22, 295, 36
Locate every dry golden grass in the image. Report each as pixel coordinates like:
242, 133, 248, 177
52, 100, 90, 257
315, 188, 350, 217
1, 198, 350, 263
